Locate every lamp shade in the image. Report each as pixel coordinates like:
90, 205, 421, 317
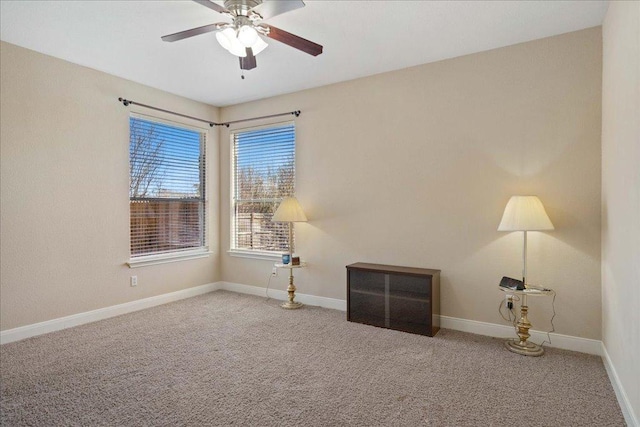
273, 197, 307, 222
498, 196, 554, 231
215, 28, 247, 57
215, 30, 232, 51
251, 36, 268, 55
237, 25, 258, 47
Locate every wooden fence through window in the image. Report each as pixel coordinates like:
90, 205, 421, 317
130, 199, 204, 256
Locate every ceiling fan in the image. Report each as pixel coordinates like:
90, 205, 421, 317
161, 0, 323, 72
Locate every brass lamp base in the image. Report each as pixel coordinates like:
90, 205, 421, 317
281, 300, 303, 310
505, 338, 544, 356
281, 271, 303, 310
506, 302, 544, 357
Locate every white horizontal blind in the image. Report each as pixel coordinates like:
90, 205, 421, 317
129, 116, 206, 257
232, 123, 295, 253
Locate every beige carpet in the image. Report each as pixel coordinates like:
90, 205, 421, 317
0, 290, 625, 426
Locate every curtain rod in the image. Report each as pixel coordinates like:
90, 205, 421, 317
117, 97, 300, 128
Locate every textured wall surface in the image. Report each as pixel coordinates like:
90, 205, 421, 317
220, 28, 603, 340
602, 1, 640, 422
0, 42, 221, 330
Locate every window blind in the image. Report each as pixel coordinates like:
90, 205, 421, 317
129, 116, 206, 257
232, 123, 295, 253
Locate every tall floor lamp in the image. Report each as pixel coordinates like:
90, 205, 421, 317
498, 195, 554, 356
273, 197, 307, 309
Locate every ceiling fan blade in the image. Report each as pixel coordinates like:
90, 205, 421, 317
265, 25, 323, 56
192, 0, 230, 15
161, 23, 222, 42
239, 48, 257, 70
250, 0, 305, 20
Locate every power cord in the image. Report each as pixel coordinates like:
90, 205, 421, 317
498, 294, 520, 324
539, 290, 557, 348
498, 299, 517, 324
265, 271, 273, 301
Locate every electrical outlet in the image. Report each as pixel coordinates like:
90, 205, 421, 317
505, 294, 513, 309
271, 267, 278, 277
130, 276, 138, 287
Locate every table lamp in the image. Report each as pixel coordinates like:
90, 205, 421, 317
272, 197, 307, 309
498, 195, 554, 356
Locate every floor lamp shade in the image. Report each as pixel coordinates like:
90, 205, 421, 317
272, 197, 307, 256
273, 197, 308, 223
498, 196, 554, 231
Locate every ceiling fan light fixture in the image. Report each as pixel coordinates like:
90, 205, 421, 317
228, 36, 248, 57
251, 36, 268, 55
216, 27, 247, 57
237, 25, 258, 47
215, 28, 233, 51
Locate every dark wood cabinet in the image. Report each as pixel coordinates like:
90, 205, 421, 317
346, 263, 441, 337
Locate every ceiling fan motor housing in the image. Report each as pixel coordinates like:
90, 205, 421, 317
224, 0, 262, 17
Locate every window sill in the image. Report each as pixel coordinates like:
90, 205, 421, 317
227, 249, 283, 261
127, 250, 212, 268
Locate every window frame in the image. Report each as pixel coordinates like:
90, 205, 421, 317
127, 112, 210, 268
228, 121, 296, 260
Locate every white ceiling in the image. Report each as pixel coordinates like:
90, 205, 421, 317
0, 0, 608, 107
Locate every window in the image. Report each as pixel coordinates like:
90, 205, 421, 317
129, 116, 207, 259
231, 123, 295, 254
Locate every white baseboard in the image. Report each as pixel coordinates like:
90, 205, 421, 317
0, 282, 220, 345
218, 281, 347, 311
438, 315, 603, 356
217, 281, 601, 355
601, 343, 639, 427
1, 281, 603, 357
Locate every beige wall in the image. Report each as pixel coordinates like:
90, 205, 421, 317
602, 1, 640, 421
0, 42, 221, 331
220, 28, 603, 340
0, 28, 604, 342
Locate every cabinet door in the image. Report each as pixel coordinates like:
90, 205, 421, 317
388, 273, 432, 334
389, 273, 430, 297
348, 270, 386, 327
